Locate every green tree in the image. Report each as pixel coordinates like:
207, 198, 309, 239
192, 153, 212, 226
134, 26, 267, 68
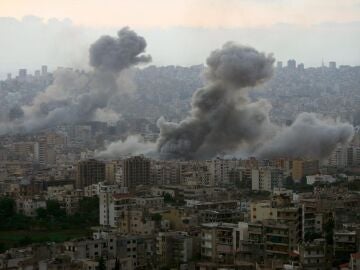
304, 231, 322, 242
77, 196, 99, 225
324, 218, 334, 245
46, 200, 66, 218
0, 197, 15, 219
151, 213, 162, 222
18, 236, 33, 246
284, 176, 294, 188
0, 242, 6, 253
36, 207, 48, 219
163, 193, 175, 204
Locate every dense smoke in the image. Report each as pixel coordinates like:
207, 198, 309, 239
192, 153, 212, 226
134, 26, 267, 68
89, 27, 151, 72
155, 42, 354, 160
95, 135, 156, 158
0, 27, 151, 134
1, 28, 354, 160
256, 112, 354, 159
157, 42, 276, 159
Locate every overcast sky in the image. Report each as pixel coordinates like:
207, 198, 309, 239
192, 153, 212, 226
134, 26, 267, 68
0, 0, 360, 77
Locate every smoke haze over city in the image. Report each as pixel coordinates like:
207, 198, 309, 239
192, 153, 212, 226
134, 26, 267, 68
2, 2, 360, 269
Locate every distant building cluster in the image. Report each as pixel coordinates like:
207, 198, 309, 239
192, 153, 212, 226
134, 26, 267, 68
1, 135, 360, 269
1, 62, 360, 269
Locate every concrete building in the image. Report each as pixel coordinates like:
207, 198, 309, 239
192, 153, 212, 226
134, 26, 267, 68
100, 193, 135, 227
201, 222, 238, 264
16, 197, 46, 217
250, 201, 277, 223
329, 61, 337, 69
156, 231, 193, 267
292, 159, 319, 182
251, 167, 283, 192
287, 59, 296, 69
299, 238, 329, 270
116, 234, 155, 269
124, 155, 151, 189
76, 159, 105, 189
18, 68, 27, 79
350, 252, 360, 270
334, 230, 358, 263
105, 161, 117, 184
41, 65, 48, 75
118, 208, 155, 235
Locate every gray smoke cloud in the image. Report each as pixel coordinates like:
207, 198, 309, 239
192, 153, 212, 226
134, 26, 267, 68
256, 112, 354, 159
157, 42, 276, 159
155, 42, 354, 160
95, 135, 156, 158
90, 27, 151, 72
0, 27, 151, 134
8, 105, 24, 121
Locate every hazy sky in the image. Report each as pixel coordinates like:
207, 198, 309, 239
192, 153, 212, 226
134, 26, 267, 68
0, 0, 360, 77
2, 0, 360, 28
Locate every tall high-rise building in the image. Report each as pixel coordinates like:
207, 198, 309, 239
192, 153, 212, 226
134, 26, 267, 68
41, 65, 48, 76
105, 161, 117, 183
76, 159, 105, 188
297, 63, 305, 70
251, 167, 283, 192
35, 137, 48, 165
18, 69, 27, 79
292, 159, 319, 182
329, 61, 337, 69
287, 59, 296, 69
124, 155, 150, 189
276, 61, 283, 69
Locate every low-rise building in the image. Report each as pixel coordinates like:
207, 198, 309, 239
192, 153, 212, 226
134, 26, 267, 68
299, 238, 329, 270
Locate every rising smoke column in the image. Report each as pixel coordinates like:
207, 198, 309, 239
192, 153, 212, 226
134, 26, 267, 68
0, 27, 151, 134
89, 27, 151, 72
157, 42, 276, 159
156, 42, 354, 160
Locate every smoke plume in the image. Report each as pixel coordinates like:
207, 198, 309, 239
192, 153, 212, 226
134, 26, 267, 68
157, 42, 276, 159
0, 27, 151, 134
155, 42, 354, 160
256, 112, 354, 159
90, 27, 151, 72
95, 135, 156, 158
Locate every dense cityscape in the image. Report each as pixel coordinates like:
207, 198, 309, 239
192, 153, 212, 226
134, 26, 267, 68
1, 1, 360, 270
0, 58, 360, 270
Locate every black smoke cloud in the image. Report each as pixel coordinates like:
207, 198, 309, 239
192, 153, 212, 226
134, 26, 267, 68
0, 27, 150, 134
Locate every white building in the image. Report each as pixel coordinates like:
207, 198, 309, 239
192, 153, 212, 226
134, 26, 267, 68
306, 174, 336, 185
16, 197, 46, 217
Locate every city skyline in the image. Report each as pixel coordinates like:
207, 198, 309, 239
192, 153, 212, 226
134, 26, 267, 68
1, 2, 360, 269
0, 0, 360, 76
